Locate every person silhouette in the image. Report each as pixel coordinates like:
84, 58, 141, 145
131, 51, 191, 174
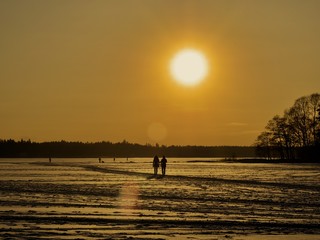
161, 156, 167, 176
153, 155, 160, 175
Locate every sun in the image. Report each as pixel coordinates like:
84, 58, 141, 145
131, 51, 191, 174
170, 49, 208, 86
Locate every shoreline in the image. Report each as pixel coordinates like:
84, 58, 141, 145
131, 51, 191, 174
219, 158, 320, 164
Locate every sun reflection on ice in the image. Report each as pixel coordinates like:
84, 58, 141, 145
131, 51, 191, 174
118, 182, 139, 210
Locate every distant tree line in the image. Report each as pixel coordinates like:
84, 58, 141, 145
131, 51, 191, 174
0, 139, 256, 158
255, 93, 320, 161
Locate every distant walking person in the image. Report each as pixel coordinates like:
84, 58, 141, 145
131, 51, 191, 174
161, 156, 167, 176
153, 155, 160, 175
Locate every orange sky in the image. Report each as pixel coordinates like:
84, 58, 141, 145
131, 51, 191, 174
1, 0, 320, 145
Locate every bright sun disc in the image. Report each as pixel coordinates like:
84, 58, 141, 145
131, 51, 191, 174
170, 49, 208, 86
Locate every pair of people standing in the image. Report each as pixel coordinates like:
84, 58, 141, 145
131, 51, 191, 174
153, 155, 167, 176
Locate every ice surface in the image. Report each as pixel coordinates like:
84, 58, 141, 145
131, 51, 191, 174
0, 158, 319, 239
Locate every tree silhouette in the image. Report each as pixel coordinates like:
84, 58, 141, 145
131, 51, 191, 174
255, 93, 320, 161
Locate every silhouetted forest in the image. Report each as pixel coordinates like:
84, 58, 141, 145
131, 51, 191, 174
0, 139, 256, 158
255, 93, 320, 162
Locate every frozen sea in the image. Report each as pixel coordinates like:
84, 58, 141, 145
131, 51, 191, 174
0, 158, 319, 239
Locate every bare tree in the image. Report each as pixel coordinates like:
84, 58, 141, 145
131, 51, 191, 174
255, 93, 320, 161
309, 93, 320, 145
286, 94, 320, 147
255, 131, 273, 159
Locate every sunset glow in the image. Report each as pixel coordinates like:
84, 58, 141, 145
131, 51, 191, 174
1, 1, 320, 146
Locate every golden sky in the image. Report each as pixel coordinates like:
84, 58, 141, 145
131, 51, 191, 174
1, 0, 320, 145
